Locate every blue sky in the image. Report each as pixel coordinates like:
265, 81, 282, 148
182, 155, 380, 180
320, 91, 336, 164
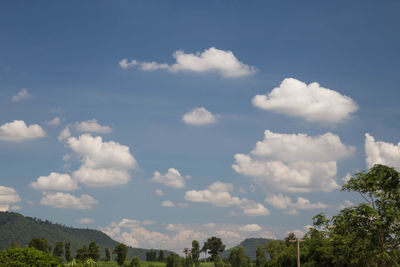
1, 0, 400, 253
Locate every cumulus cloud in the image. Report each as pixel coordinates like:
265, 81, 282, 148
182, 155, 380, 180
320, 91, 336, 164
182, 107, 217, 125
58, 126, 71, 141
40, 192, 97, 209
0, 120, 46, 142
265, 194, 328, 215
232, 130, 354, 192
239, 224, 262, 232
75, 119, 112, 134
151, 168, 187, 189
0, 186, 21, 211
120, 47, 256, 78
102, 220, 276, 253
46, 117, 61, 126
67, 134, 138, 187
162, 200, 175, 207
365, 133, 400, 170
30, 172, 79, 191
185, 181, 269, 216
252, 78, 358, 123
76, 218, 94, 224
12, 88, 31, 102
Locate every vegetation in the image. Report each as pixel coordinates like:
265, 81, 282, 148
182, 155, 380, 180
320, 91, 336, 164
0, 246, 61, 266
113, 243, 128, 266
202, 237, 225, 262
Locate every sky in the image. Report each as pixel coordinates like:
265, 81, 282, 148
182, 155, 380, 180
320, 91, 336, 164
1, 0, 400, 253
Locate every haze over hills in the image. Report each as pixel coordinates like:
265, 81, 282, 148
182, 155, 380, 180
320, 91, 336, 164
0, 211, 173, 260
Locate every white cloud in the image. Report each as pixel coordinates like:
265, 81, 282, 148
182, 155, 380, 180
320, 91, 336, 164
30, 172, 79, 191
46, 117, 61, 126
58, 126, 71, 141
232, 130, 354, 192
67, 134, 138, 187
0, 186, 21, 211
265, 194, 328, 215
338, 200, 354, 210
12, 88, 31, 102
162, 200, 175, 207
155, 189, 164, 196
40, 192, 97, 209
75, 119, 112, 134
252, 78, 358, 123
342, 173, 352, 183
0, 120, 46, 142
185, 181, 269, 216
151, 168, 187, 189
102, 220, 276, 253
76, 218, 94, 224
120, 47, 257, 78
365, 133, 400, 170
239, 224, 262, 232
182, 107, 217, 125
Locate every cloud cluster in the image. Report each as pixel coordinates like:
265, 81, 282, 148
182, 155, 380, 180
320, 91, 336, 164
182, 107, 217, 125
120, 47, 257, 78
75, 119, 112, 134
76, 218, 94, 224
184, 181, 269, 216
30, 172, 79, 191
46, 117, 61, 126
265, 194, 328, 215
0, 186, 21, 211
232, 130, 354, 192
68, 134, 138, 187
40, 192, 97, 210
102, 220, 275, 253
365, 133, 400, 170
0, 120, 45, 142
252, 78, 358, 123
12, 88, 31, 102
151, 168, 188, 189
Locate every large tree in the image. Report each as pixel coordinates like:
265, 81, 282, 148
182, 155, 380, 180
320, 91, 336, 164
27, 238, 50, 253
52, 241, 63, 259
202, 236, 225, 262
314, 164, 400, 266
88, 240, 100, 261
113, 243, 128, 266
191, 240, 200, 267
65, 241, 72, 262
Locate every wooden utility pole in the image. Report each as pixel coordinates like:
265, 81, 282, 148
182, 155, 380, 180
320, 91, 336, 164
289, 238, 304, 267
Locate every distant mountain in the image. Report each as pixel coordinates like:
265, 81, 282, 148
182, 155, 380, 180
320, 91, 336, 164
0, 211, 172, 260
221, 237, 274, 260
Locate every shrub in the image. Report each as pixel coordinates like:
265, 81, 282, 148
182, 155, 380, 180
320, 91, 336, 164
0, 246, 61, 266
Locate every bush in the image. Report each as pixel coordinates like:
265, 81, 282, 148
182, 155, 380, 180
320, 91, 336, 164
0, 246, 61, 266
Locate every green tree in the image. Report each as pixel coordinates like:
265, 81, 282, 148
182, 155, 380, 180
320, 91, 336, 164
255, 245, 266, 267
52, 241, 64, 259
88, 240, 100, 261
65, 241, 72, 262
191, 240, 200, 267
105, 248, 111, 262
214, 255, 225, 267
113, 243, 127, 266
0, 246, 60, 266
166, 253, 183, 267
27, 238, 50, 252
203, 236, 225, 262
312, 164, 400, 266
76, 245, 90, 261
130, 256, 141, 267
158, 250, 165, 262
228, 246, 249, 267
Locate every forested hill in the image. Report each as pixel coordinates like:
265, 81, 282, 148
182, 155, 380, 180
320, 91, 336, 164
0, 211, 172, 260
221, 237, 273, 260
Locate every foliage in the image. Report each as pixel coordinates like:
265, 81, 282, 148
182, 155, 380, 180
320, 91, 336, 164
255, 245, 265, 267
228, 246, 249, 267
53, 241, 64, 259
65, 241, 72, 262
131, 256, 141, 267
202, 237, 225, 262
158, 250, 165, 262
213, 255, 225, 267
76, 245, 90, 261
166, 253, 183, 267
220, 238, 273, 260
0, 246, 61, 266
191, 240, 200, 267
89, 240, 101, 261
113, 243, 128, 266
28, 237, 51, 252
